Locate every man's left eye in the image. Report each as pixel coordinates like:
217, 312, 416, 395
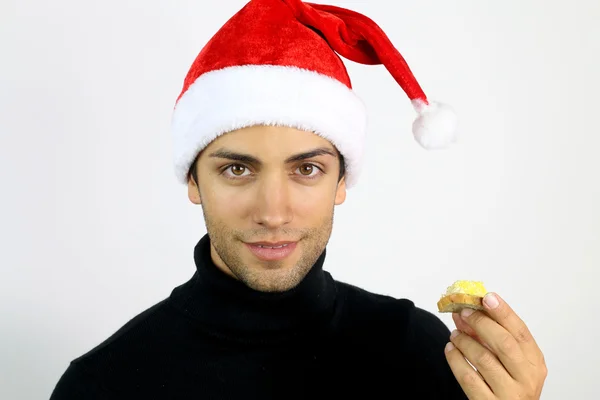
296, 164, 321, 177
299, 164, 314, 175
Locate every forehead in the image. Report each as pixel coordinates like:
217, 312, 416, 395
203, 125, 337, 155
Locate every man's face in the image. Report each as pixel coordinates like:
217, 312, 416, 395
188, 125, 347, 292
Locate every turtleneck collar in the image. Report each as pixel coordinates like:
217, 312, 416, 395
169, 233, 338, 342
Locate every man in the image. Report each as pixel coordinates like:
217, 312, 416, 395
50, 0, 547, 398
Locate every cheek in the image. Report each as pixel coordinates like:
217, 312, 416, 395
203, 184, 255, 217
291, 187, 334, 218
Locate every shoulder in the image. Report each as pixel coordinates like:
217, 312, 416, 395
51, 298, 175, 398
73, 298, 174, 363
333, 280, 467, 398
334, 280, 448, 337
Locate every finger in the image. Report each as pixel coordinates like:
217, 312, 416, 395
480, 293, 543, 363
452, 313, 491, 351
444, 341, 495, 400
460, 308, 531, 382
450, 330, 514, 397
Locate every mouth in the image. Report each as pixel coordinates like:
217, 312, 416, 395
244, 240, 298, 262
249, 241, 294, 248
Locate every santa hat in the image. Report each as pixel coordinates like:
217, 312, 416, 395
171, 0, 458, 188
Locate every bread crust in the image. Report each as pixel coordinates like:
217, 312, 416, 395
437, 293, 484, 313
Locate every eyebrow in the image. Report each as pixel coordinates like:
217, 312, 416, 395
208, 147, 338, 165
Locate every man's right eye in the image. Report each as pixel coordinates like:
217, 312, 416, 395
230, 165, 246, 175
222, 164, 250, 178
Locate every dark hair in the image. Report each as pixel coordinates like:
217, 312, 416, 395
187, 150, 346, 185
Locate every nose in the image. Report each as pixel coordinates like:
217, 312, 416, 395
252, 173, 293, 229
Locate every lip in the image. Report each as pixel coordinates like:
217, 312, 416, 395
248, 241, 295, 246
244, 241, 298, 262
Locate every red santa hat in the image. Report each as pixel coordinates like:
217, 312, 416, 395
171, 0, 458, 188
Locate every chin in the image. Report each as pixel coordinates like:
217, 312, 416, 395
212, 233, 323, 292
240, 263, 308, 293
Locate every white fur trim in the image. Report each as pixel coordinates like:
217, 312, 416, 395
411, 99, 458, 149
171, 65, 367, 187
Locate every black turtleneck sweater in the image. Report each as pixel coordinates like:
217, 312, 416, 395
50, 234, 467, 399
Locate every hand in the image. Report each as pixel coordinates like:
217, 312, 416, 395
444, 292, 547, 399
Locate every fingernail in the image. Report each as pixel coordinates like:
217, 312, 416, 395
450, 329, 460, 339
445, 342, 455, 353
461, 308, 474, 319
484, 293, 500, 309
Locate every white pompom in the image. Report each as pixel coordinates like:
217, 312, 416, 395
411, 100, 458, 149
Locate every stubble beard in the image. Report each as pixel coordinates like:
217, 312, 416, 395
201, 206, 335, 292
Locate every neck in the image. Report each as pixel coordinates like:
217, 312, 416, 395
169, 234, 338, 342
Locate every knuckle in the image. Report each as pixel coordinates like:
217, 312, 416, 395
494, 304, 507, 318
461, 370, 480, 388
498, 334, 518, 355
514, 327, 531, 343
523, 380, 539, 397
498, 305, 512, 320
469, 311, 485, 325
476, 350, 497, 369
540, 361, 548, 378
452, 331, 467, 346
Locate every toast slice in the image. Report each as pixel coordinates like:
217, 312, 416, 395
437, 293, 484, 313
437, 280, 487, 313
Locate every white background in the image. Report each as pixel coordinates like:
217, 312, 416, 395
1, 0, 599, 398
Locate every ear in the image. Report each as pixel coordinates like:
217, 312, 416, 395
187, 176, 202, 205
334, 176, 346, 205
